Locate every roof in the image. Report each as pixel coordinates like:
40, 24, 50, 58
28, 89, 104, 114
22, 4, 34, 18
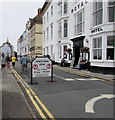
28, 9, 42, 30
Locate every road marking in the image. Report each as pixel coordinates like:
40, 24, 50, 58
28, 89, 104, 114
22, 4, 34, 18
65, 78, 75, 81
76, 78, 99, 81
53, 74, 65, 80
85, 94, 115, 113
11, 67, 56, 120
54, 74, 99, 81
54, 67, 115, 84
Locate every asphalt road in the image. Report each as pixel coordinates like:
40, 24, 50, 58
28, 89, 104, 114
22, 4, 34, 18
14, 61, 114, 119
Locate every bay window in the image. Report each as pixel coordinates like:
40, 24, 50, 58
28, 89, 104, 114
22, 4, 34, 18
93, 37, 102, 60
107, 36, 115, 60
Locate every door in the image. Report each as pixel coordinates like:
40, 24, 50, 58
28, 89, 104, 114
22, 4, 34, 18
74, 46, 80, 66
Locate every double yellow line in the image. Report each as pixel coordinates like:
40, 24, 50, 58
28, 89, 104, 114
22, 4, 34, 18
10, 67, 56, 120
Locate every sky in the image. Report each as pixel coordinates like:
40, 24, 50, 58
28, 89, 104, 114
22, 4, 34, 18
0, 0, 45, 51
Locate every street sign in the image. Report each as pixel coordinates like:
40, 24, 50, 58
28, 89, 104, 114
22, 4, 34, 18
32, 57, 52, 77
31, 56, 53, 84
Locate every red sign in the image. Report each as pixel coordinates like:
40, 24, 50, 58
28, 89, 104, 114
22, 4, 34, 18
32, 64, 38, 70
46, 64, 52, 69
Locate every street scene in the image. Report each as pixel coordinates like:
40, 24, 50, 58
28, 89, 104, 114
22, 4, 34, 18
0, 0, 115, 120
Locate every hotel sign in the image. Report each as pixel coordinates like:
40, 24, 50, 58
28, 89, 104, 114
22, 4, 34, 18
71, 0, 88, 13
91, 27, 103, 34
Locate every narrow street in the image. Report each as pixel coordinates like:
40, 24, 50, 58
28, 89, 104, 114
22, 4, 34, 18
11, 61, 114, 119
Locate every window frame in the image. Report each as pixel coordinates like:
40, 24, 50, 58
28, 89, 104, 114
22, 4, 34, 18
64, 0, 68, 14
106, 35, 115, 60
92, 37, 102, 60
51, 23, 53, 39
51, 5, 53, 17
63, 19, 68, 38
75, 9, 84, 35
92, 1, 103, 26
58, 21, 62, 39
58, 2, 62, 17
107, 1, 115, 22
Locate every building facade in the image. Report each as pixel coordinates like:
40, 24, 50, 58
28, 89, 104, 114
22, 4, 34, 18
42, 0, 115, 74
0, 39, 14, 57
69, 0, 115, 74
29, 9, 43, 58
42, 1, 73, 63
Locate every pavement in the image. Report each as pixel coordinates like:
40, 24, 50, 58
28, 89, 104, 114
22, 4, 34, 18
1, 68, 36, 119
53, 65, 115, 82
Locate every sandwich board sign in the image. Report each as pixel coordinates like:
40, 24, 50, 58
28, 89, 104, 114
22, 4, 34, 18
31, 56, 53, 84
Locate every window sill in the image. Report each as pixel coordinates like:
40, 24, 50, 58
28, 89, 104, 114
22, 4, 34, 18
91, 60, 103, 62
105, 60, 115, 62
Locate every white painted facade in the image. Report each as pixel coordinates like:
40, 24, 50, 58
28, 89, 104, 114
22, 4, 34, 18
43, 0, 115, 73
17, 39, 21, 56
18, 21, 31, 57
42, 1, 73, 63
0, 42, 14, 57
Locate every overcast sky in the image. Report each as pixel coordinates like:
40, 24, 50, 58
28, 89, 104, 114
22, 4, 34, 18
0, 0, 45, 51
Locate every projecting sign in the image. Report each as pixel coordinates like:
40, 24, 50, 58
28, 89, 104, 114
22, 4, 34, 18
32, 57, 52, 77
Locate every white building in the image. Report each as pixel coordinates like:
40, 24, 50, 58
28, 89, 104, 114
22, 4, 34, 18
24, 21, 31, 57
42, 0, 115, 74
17, 21, 31, 57
42, 1, 73, 63
0, 39, 14, 57
17, 39, 21, 56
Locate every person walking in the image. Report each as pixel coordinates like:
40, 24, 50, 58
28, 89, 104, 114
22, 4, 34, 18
20, 55, 29, 74
11, 55, 16, 68
6, 55, 11, 68
1, 55, 6, 72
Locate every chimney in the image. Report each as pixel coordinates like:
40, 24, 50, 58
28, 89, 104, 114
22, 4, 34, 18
37, 8, 42, 16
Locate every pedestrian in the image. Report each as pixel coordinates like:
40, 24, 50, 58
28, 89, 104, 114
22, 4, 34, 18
6, 55, 11, 68
11, 55, 16, 68
20, 55, 29, 74
60, 58, 65, 67
1, 55, 6, 72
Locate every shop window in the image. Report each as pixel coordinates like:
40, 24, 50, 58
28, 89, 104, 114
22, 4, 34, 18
108, 1, 115, 22
93, 1, 103, 26
107, 36, 115, 60
93, 37, 102, 60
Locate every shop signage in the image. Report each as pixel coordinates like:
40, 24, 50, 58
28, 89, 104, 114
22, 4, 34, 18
91, 27, 103, 34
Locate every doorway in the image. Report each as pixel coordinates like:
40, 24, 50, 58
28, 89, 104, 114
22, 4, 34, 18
74, 46, 80, 67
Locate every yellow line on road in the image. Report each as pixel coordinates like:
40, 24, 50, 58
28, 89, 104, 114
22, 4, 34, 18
26, 89, 48, 120
11, 67, 56, 120
11, 68, 47, 119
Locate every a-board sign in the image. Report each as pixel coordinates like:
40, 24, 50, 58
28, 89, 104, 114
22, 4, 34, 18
32, 57, 52, 77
